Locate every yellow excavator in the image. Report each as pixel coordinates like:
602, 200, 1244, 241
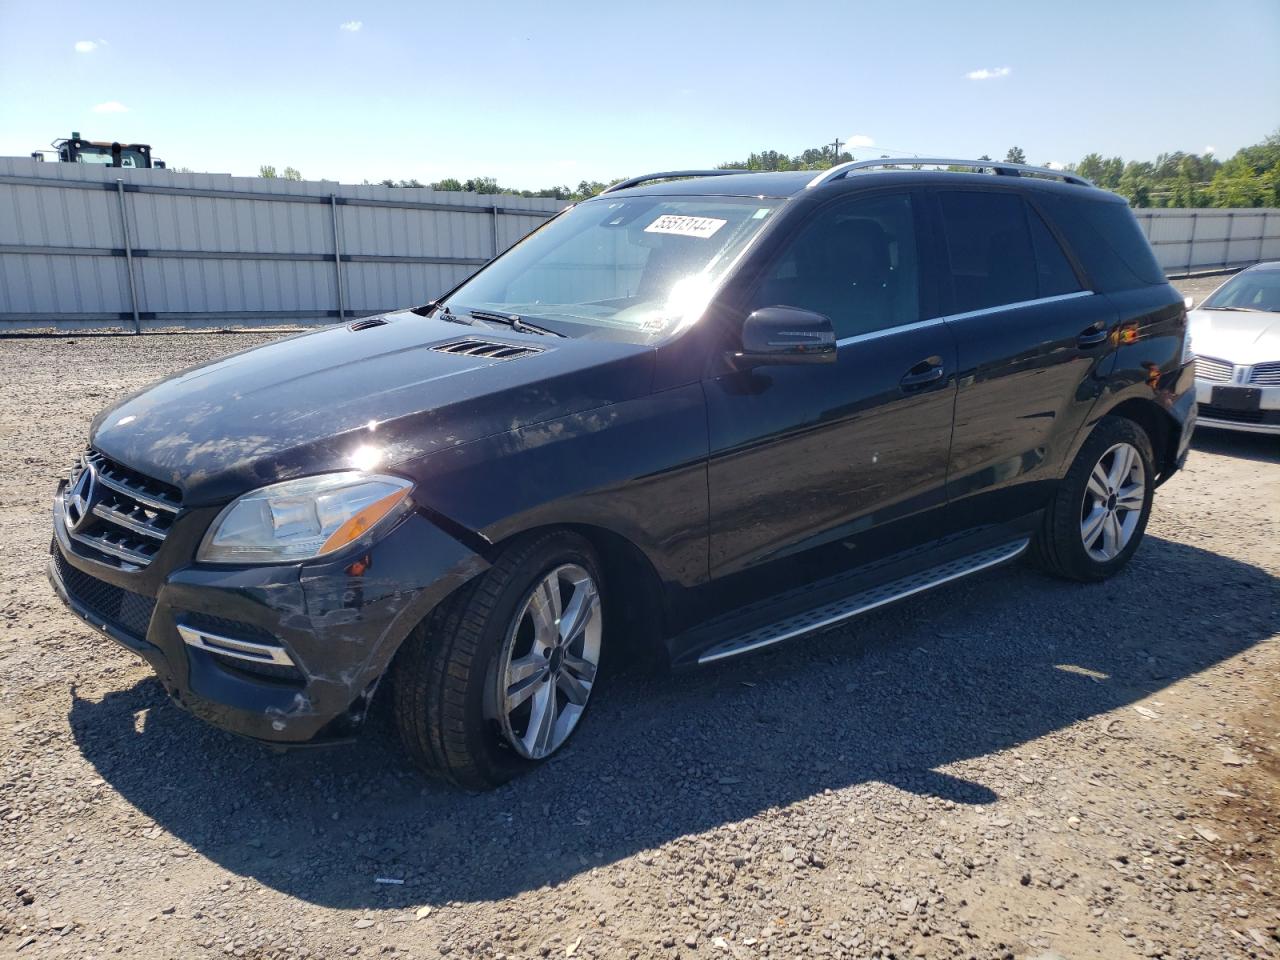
32, 132, 165, 169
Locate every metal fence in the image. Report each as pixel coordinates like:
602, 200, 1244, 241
1133, 208, 1280, 277
3, 156, 1279, 333
0, 158, 567, 332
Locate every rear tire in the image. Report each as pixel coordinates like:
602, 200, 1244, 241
391, 530, 604, 790
1031, 416, 1155, 582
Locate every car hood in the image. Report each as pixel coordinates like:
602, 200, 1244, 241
90, 311, 656, 506
1188, 307, 1280, 365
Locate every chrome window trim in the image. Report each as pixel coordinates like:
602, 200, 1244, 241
835, 290, 1094, 347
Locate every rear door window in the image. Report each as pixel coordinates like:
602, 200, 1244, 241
937, 191, 1039, 312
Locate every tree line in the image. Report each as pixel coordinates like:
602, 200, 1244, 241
256, 128, 1279, 207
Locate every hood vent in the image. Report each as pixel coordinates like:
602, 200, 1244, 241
348, 316, 390, 331
432, 338, 544, 361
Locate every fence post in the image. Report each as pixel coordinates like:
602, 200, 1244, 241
1185, 212, 1198, 277
1259, 211, 1269, 265
490, 205, 500, 259
330, 193, 346, 321
1225, 210, 1235, 270
115, 179, 141, 334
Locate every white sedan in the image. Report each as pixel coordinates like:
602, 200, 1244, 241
1187, 262, 1280, 435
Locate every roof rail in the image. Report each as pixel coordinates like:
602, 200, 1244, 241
807, 158, 1094, 189
601, 169, 749, 194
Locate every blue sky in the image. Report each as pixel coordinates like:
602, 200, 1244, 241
1, 0, 1277, 188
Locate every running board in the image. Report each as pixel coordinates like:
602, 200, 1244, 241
697, 538, 1030, 665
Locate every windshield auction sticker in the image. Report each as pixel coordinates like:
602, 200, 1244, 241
644, 215, 727, 239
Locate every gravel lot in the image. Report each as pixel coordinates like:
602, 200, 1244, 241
2, 281, 1277, 960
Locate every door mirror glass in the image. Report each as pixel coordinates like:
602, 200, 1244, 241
734, 306, 837, 366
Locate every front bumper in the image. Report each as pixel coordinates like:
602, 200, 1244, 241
50, 488, 489, 745
1194, 378, 1280, 435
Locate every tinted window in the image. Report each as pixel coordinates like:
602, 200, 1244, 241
1027, 206, 1083, 296
751, 193, 919, 339
938, 191, 1039, 312
1038, 194, 1165, 291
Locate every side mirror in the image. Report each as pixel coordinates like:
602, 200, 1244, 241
734, 306, 837, 366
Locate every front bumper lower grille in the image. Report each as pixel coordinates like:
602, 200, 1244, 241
64, 450, 182, 569
53, 548, 156, 639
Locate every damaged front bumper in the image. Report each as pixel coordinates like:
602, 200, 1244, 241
50, 490, 489, 745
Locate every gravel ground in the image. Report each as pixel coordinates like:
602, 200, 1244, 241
1, 282, 1277, 960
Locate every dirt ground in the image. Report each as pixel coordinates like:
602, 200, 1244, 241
1, 281, 1276, 960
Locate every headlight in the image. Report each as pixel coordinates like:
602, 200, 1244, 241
198, 472, 413, 564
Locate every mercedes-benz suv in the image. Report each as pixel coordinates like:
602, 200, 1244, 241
50, 158, 1196, 789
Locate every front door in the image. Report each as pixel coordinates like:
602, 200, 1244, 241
703, 190, 957, 595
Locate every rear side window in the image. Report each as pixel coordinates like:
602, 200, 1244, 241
1027, 207, 1083, 296
1037, 194, 1166, 291
937, 191, 1039, 312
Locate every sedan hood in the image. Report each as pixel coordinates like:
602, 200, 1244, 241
90, 312, 656, 505
1188, 307, 1280, 365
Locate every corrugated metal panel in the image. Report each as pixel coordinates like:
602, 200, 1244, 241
4, 155, 1277, 331
0, 157, 566, 330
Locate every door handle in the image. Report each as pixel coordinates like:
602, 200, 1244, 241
900, 357, 945, 390
1077, 323, 1109, 347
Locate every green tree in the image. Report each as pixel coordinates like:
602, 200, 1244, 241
282, 166, 302, 181
1004, 146, 1027, 164
258, 165, 277, 179
432, 177, 464, 192
462, 176, 501, 194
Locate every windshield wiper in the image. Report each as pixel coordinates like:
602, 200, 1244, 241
464, 309, 564, 338
412, 301, 474, 325
1205, 305, 1270, 313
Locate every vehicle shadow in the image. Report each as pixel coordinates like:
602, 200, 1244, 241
1192, 427, 1280, 464
68, 535, 1275, 910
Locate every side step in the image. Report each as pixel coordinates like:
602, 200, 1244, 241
697, 538, 1030, 665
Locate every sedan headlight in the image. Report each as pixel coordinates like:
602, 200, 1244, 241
198, 472, 413, 564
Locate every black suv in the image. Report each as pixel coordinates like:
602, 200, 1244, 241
50, 159, 1196, 788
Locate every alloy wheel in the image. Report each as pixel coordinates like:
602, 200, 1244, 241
490, 563, 601, 760
1079, 441, 1146, 563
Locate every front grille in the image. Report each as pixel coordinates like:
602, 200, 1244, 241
1198, 405, 1280, 426
431, 338, 543, 361
64, 450, 181, 569
1249, 361, 1280, 386
53, 548, 156, 639
1195, 355, 1234, 383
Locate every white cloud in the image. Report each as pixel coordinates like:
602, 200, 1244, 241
92, 101, 129, 114
74, 39, 102, 53
844, 134, 876, 149
1203, 144, 1216, 155
340, 20, 363, 31
965, 66, 1011, 81
1044, 161, 1063, 170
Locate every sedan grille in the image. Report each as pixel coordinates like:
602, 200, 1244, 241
64, 450, 181, 569
1195, 355, 1234, 383
1248, 361, 1280, 386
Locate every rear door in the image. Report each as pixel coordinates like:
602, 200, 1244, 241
931, 187, 1117, 529
703, 189, 957, 591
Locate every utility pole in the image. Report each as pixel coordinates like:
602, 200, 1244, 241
830, 137, 844, 159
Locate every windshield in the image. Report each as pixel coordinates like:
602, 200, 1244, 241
1202, 270, 1280, 313
442, 195, 783, 336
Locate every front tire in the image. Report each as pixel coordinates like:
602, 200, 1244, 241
1031, 416, 1155, 582
391, 530, 604, 790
